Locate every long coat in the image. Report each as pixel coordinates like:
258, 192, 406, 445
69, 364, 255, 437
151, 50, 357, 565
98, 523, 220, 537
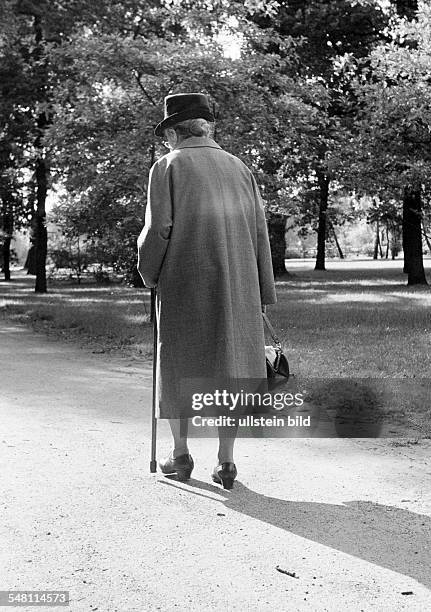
137, 136, 276, 418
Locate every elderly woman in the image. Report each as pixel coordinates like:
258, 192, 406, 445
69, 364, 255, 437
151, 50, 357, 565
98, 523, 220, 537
137, 93, 276, 489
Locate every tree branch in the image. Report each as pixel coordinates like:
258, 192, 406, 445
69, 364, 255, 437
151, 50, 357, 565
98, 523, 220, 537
133, 70, 157, 107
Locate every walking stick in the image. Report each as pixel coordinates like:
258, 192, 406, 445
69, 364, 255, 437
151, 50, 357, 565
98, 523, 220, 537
150, 287, 157, 473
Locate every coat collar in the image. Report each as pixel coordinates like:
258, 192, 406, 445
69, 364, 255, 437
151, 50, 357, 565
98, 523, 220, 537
175, 136, 222, 150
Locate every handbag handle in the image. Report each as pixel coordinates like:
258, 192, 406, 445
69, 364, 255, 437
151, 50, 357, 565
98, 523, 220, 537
262, 312, 282, 349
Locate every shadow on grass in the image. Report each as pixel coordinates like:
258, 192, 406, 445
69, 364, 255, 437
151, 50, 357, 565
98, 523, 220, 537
2, 264, 431, 375
160, 478, 431, 590
282, 260, 430, 296
264, 263, 431, 377
0, 271, 153, 355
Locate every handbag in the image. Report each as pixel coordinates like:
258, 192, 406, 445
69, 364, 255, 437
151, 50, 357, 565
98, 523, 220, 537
263, 312, 290, 380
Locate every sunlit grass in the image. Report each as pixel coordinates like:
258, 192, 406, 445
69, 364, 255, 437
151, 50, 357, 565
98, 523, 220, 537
271, 259, 431, 378
1, 261, 430, 377
0, 271, 152, 356
2, 261, 430, 436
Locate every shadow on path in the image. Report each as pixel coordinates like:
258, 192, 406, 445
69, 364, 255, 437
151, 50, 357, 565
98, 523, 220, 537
160, 478, 431, 589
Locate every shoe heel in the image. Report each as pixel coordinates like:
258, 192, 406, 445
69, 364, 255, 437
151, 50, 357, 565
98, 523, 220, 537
176, 467, 192, 482
219, 472, 235, 490
212, 462, 237, 489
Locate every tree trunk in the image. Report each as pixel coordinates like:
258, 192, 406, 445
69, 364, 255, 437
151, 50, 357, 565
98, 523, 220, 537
34, 155, 48, 293
76, 235, 82, 284
403, 187, 427, 285
422, 221, 431, 253
2, 236, 11, 281
396, 0, 420, 276
2, 211, 13, 281
25, 244, 37, 274
390, 220, 399, 259
373, 221, 380, 259
402, 201, 409, 272
315, 172, 329, 271
330, 222, 344, 259
396, 3, 423, 266
33, 14, 49, 293
267, 212, 287, 277
385, 222, 390, 259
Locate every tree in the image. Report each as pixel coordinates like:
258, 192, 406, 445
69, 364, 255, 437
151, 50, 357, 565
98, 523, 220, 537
45, 6, 302, 281
242, 0, 388, 271
393, 0, 427, 284
0, 0, 170, 291
348, 2, 430, 284
0, 154, 28, 281
0, 35, 33, 281
367, 199, 402, 260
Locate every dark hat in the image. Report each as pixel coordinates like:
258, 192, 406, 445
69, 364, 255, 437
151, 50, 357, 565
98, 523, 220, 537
154, 93, 214, 136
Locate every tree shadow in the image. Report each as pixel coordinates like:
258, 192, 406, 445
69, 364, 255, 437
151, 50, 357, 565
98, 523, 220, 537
160, 478, 431, 589
0, 273, 149, 303
0, 272, 152, 337
280, 262, 431, 303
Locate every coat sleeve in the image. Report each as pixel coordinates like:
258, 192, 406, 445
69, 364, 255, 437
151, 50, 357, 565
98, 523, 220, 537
251, 173, 277, 305
137, 159, 173, 288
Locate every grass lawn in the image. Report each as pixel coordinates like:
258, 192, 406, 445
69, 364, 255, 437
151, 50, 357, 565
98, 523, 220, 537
277, 259, 431, 378
1, 259, 430, 435
0, 270, 154, 357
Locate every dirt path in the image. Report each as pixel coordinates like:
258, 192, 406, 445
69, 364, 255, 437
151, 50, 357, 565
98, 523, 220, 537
1, 321, 430, 611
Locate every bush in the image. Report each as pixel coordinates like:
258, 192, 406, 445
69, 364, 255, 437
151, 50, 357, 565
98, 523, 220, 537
48, 234, 89, 283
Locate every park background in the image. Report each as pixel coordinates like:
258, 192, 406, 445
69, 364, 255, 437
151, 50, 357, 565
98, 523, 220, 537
1, 0, 431, 285
1, 0, 431, 406
2, 3, 431, 609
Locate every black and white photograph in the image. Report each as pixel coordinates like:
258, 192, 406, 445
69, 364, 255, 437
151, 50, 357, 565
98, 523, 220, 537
1, 0, 430, 610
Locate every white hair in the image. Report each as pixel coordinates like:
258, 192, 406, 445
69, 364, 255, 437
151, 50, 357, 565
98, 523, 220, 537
173, 118, 214, 138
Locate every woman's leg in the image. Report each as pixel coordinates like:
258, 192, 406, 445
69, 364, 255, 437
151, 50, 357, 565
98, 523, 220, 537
213, 425, 238, 489
169, 418, 189, 457
217, 425, 238, 464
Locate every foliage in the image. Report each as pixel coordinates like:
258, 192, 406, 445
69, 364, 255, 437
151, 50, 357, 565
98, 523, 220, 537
45, 18, 303, 279
347, 5, 431, 198
235, 0, 391, 270
0, 19, 34, 258
2, 0, 431, 283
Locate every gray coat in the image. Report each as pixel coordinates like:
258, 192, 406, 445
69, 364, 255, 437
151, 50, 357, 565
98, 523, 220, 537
137, 136, 276, 418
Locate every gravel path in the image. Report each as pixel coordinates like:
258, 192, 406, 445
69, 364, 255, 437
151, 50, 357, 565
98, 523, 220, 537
1, 321, 430, 611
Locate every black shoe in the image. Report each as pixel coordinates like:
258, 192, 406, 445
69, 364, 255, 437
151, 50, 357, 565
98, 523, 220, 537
159, 453, 194, 481
211, 462, 237, 490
